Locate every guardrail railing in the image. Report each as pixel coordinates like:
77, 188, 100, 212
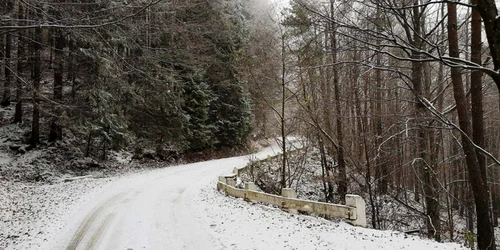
217, 174, 366, 227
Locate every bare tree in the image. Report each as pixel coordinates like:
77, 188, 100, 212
447, 2, 496, 249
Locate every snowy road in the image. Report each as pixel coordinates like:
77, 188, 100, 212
26, 145, 467, 250
50, 160, 246, 249
44, 147, 278, 250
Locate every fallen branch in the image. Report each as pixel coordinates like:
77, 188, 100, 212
404, 229, 422, 235
62, 175, 93, 183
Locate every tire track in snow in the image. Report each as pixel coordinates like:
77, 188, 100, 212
85, 213, 116, 250
65, 190, 137, 250
65, 192, 124, 250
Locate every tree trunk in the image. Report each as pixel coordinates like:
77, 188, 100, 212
49, 28, 65, 142
14, 3, 27, 123
2, 25, 12, 106
493, 166, 500, 227
355, 70, 378, 228
471, 0, 496, 231
330, 1, 347, 201
68, 38, 77, 100
318, 136, 330, 202
14, 3, 24, 123
0, 31, 4, 103
374, 6, 388, 195
320, 12, 334, 203
447, 3, 496, 249
30, 8, 42, 146
471, 0, 487, 185
280, 33, 287, 189
409, 1, 441, 241
85, 132, 93, 157
474, 0, 500, 91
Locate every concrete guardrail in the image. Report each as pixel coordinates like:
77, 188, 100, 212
217, 174, 366, 227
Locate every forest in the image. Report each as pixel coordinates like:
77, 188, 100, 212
0, 0, 500, 250
0, 0, 254, 157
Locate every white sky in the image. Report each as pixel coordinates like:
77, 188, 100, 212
248, 0, 290, 16
271, 0, 291, 11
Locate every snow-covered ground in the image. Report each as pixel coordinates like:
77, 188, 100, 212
0, 176, 115, 249
1, 145, 466, 250
199, 188, 465, 250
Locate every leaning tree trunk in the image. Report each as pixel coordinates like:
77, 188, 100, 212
447, 3, 496, 249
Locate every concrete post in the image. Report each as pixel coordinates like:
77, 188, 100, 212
243, 182, 257, 202
219, 174, 237, 187
345, 194, 366, 227
281, 188, 297, 198
281, 188, 298, 214
245, 182, 257, 191
226, 177, 236, 187
218, 176, 226, 184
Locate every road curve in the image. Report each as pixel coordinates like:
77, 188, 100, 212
48, 147, 279, 250
32, 141, 468, 250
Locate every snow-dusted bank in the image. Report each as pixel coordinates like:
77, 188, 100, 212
1, 145, 466, 250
